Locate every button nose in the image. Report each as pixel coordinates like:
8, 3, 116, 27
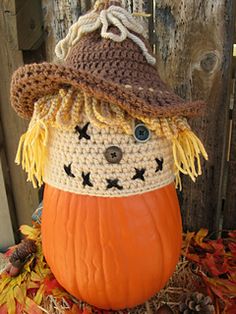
104, 146, 123, 164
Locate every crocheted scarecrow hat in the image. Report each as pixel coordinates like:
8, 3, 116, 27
10, 0, 205, 120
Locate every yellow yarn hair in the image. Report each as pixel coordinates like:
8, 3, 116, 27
16, 88, 208, 189
15, 119, 48, 188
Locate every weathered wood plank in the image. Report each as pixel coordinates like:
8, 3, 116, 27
0, 4, 39, 226
153, 0, 235, 231
16, 0, 44, 50
0, 161, 15, 250
0, 139, 15, 250
224, 77, 236, 230
42, 0, 90, 61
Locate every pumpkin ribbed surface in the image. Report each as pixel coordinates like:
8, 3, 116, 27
42, 183, 182, 310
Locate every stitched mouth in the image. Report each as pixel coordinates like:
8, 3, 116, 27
63, 157, 164, 189
106, 179, 123, 190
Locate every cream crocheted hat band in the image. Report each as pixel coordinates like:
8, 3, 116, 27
15, 88, 208, 192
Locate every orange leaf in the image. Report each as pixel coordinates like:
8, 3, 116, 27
204, 253, 228, 276
0, 304, 8, 314
14, 286, 26, 305
6, 289, 16, 314
182, 231, 195, 255
195, 229, 209, 244
33, 285, 44, 305
25, 297, 42, 314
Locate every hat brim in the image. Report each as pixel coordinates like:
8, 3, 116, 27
11, 62, 205, 120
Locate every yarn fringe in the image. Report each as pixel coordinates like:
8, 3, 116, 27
15, 88, 207, 189
15, 119, 49, 188
172, 130, 208, 190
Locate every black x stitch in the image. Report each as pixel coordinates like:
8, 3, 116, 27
75, 122, 91, 140
155, 158, 164, 172
106, 179, 123, 190
64, 163, 75, 178
132, 168, 146, 181
82, 172, 93, 187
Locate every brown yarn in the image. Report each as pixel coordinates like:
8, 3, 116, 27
11, 29, 205, 120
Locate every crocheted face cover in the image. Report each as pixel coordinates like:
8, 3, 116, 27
44, 119, 174, 197
15, 88, 208, 194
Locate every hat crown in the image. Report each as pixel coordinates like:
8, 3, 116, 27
55, 1, 156, 65
65, 29, 158, 88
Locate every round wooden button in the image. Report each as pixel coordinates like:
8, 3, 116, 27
104, 146, 123, 164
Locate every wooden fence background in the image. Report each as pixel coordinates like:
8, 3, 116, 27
0, 0, 235, 247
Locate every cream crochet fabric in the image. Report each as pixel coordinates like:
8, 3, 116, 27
44, 119, 174, 197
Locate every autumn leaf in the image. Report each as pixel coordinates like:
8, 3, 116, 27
0, 304, 8, 314
182, 231, 195, 254
228, 231, 236, 239
203, 253, 228, 276
13, 285, 25, 305
195, 229, 209, 242
44, 276, 62, 294
25, 297, 42, 314
33, 285, 44, 305
6, 289, 16, 314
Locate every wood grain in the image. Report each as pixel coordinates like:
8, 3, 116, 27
0, 3, 39, 226
0, 124, 15, 250
42, 0, 90, 61
153, 0, 235, 231
224, 76, 236, 229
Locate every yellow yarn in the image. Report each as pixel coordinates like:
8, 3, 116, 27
15, 88, 208, 189
15, 119, 48, 188
172, 130, 208, 190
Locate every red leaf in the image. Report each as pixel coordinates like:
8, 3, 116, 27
203, 253, 228, 276
44, 276, 63, 294
16, 302, 24, 314
225, 301, 236, 314
83, 307, 92, 314
228, 231, 236, 239
0, 305, 8, 314
229, 242, 236, 255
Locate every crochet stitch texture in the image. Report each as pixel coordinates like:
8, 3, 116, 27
11, 28, 205, 119
44, 119, 174, 197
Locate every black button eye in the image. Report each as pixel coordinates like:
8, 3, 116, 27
134, 124, 151, 143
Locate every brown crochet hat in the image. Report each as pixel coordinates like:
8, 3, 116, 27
10, 0, 205, 120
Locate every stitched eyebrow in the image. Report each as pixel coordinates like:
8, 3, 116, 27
75, 122, 91, 140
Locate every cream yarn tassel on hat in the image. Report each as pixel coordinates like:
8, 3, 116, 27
55, 0, 156, 65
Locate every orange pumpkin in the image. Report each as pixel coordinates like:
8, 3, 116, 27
42, 182, 182, 310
